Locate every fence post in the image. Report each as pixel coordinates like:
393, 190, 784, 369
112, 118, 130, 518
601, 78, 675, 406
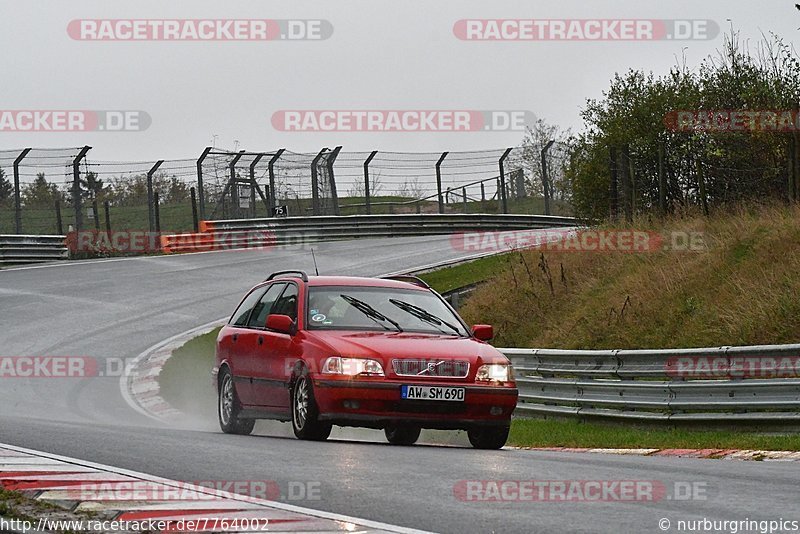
104, 200, 111, 233
72, 146, 91, 232
228, 151, 246, 219
462, 187, 468, 213
326, 146, 342, 216
480, 181, 486, 211
249, 153, 265, 218
498, 148, 512, 214
190, 187, 199, 232
154, 192, 161, 232
12, 148, 31, 234
541, 141, 555, 215
196, 147, 212, 220
55, 200, 63, 235
146, 160, 164, 232
92, 199, 100, 230
268, 149, 285, 215
363, 150, 378, 215
515, 169, 526, 199
310, 148, 328, 216
609, 146, 618, 221
436, 152, 448, 214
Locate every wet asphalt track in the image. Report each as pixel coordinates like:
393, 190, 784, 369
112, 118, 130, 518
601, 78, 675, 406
0, 235, 797, 533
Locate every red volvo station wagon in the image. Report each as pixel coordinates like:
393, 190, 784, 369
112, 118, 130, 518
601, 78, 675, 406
213, 271, 518, 449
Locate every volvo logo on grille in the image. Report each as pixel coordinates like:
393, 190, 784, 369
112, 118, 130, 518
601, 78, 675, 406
419, 361, 446, 375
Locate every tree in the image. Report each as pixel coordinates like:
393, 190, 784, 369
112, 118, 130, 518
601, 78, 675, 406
0, 168, 12, 203
565, 29, 800, 219
22, 173, 62, 207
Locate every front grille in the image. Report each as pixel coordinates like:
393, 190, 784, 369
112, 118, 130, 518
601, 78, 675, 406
392, 359, 470, 378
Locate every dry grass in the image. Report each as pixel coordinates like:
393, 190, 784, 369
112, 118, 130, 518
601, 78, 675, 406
460, 204, 800, 349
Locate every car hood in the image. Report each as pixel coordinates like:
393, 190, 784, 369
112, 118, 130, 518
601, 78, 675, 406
304, 330, 507, 365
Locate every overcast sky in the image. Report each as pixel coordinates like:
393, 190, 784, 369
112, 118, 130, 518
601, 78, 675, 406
1, 0, 798, 161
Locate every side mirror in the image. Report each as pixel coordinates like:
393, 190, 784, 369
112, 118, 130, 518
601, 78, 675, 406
266, 314, 295, 335
472, 324, 494, 342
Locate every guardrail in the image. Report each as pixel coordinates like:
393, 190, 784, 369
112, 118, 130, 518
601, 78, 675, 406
0, 235, 68, 266
501, 344, 800, 422
161, 213, 579, 254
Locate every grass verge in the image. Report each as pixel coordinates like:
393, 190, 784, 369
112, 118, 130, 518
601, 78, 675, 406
508, 418, 800, 451
157, 327, 219, 417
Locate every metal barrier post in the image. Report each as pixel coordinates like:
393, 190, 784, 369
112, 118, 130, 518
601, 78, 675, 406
327, 146, 342, 216
436, 152, 448, 214
190, 187, 199, 232
196, 147, 212, 220
364, 150, 378, 214
146, 160, 164, 232
104, 200, 111, 233
499, 148, 512, 214
310, 148, 328, 216
12, 148, 31, 234
268, 149, 285, 214
249, 153, 266, 217
229, 151, 245, 219
72, 146, 91, 232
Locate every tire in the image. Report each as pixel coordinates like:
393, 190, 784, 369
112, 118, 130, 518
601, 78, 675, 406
291, 374, 332, 441
467, 425, 510, 450
384, 425, 421, 446
218, 369, 255, 435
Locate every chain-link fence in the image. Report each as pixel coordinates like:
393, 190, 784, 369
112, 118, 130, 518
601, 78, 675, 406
0, 145, 571, 236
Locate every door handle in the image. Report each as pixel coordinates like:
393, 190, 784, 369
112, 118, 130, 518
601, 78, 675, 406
232, 334, 238, 342
258, 336, 264, 346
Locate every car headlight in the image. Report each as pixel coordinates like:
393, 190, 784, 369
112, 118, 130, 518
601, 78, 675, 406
475, 363, 512, 383
322, 357, 385, 377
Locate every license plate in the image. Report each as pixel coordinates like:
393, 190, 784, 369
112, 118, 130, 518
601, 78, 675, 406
401, 385, 465, 402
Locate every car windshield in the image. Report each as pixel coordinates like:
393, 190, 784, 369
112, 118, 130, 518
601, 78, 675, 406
307, 286, 469, 336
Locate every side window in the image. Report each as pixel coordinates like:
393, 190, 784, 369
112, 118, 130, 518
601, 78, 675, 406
230, 287, 268, 326
271, 284, 299, 321
247, 283, 286, 328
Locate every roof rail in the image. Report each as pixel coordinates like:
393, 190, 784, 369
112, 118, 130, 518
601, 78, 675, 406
380, 275, 431, 289
266, 270, 309, 282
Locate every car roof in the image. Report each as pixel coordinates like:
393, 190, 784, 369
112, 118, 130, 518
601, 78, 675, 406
270, 275, 429, 291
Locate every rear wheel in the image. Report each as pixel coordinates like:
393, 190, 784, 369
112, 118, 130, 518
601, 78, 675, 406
384, 425, 421, 446
291, 375, 332, 441
467, 425, 509, 450
218, 370, 255, 435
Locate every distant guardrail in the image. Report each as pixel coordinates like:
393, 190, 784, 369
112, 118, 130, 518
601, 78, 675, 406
0, 235, 68, 266
502, 344, 800, 422
161, 213, 579, 254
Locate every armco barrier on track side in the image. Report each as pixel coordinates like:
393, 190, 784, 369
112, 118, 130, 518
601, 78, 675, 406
161, 213, 579, 254
502, 344, 800, 422
0, 235, 68, 266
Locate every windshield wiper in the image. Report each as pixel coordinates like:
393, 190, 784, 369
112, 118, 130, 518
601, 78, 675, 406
340, 294, 404, 333
388, 299, 464, 336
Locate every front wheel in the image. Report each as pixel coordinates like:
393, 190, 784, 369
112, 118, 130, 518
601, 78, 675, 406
384, 425, 421, 446
291, 375, 332, 441
218, 370, 255, 435
467, 425, 509, 450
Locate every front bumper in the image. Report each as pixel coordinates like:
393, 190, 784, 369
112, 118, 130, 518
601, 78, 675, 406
313, 378, 518, 430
